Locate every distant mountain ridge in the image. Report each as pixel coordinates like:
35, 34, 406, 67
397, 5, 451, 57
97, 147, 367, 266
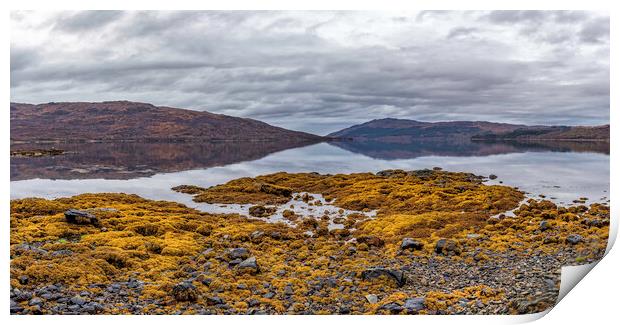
10, 101, 323, 143
328, 118, 609, 141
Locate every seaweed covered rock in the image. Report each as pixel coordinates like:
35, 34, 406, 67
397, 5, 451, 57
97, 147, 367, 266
435, 239, 460, 255
171, 185, 207, 195
248, 205, 276, 218
357, 236, 385, 248
361, 267, 405, 287
171, 282, 199, 302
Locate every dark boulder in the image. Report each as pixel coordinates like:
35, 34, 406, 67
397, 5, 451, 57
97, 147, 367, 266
400, 238, 423, 251
65, 209, 99, 226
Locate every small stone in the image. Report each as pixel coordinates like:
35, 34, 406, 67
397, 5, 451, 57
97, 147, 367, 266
539, 220, 550, 231
13, 289, 33, 302
70, 295, 86, 306
28, 297, 44, 306
284, 284, 294, 295
206, 296, 225, 305
18, 275, 29, 285
365, 294, 378, 304
10, 299, 24, 314
566, 234, 583, 245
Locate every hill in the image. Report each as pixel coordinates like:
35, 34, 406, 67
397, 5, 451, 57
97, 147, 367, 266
10, 101, 323, 143
328, 118, 609, 141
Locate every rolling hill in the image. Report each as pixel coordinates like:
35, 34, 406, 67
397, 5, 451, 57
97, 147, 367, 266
10, 101, 324, 143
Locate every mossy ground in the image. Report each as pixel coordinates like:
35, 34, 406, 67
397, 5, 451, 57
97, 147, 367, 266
11, 170, 610, 314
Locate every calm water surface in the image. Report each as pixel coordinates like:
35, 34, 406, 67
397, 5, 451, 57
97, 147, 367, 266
10, 140, 609, 209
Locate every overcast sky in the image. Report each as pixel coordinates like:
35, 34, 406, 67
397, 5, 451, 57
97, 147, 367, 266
11, 11, 609, 135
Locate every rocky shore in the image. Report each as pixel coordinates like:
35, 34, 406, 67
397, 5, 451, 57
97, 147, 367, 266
10, 169, 609, 315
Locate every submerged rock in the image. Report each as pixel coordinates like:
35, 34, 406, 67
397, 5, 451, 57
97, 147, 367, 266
248, 205, 276, 218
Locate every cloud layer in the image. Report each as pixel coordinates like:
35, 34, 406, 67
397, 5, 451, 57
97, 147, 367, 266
11, 11, 609, 134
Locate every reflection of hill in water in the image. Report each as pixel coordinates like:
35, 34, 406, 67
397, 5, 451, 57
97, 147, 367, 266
329, 138, 609, 160
11, 140, 318, 181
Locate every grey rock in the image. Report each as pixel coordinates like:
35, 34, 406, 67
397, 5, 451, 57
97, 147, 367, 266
237, 256, 260, 274
566, 234, 583, 245
14, 243, 48, 255
365, 294, 378, 304
18, 275, 30, 285
539, 220, 550, 231
13, 289, 32, 302
380, 302, 404, 314
206, 296, 225, 305
10, 299, 24, 314
400, 238, 423, 251
70, 295, 86, 306
228, 247, 250, 260
28, 297, 44, 306
404, 297, 425, 313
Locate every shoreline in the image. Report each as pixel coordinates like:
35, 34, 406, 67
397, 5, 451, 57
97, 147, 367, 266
10, 170, 610, 315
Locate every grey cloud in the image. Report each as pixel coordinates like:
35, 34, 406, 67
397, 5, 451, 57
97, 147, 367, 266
446, 27, 478, 39
580, 17, 609, 43
10, 11, 610, 134
54, 11, 124, 31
